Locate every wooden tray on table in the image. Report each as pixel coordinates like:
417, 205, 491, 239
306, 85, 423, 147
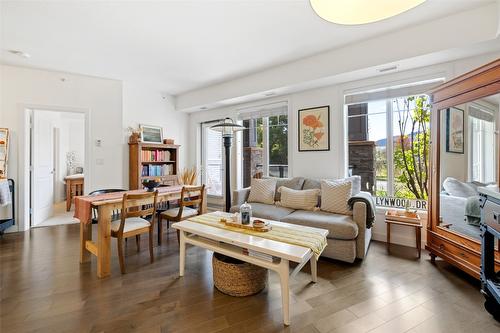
385, 210, 421, 224
219, 218, 272, 232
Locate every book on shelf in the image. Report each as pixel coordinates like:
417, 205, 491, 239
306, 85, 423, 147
241, 249, 277, 263
141, 164, 174, 177
141, 149, 171, 162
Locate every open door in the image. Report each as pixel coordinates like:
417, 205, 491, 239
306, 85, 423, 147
31, 111, 55, 226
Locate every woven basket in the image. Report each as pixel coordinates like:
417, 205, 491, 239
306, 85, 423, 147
212, 253, 267, 297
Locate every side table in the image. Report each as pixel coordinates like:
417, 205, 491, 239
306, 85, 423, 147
385, 210, 422, 258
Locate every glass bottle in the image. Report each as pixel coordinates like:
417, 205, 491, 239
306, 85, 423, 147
240, 201, 252, 225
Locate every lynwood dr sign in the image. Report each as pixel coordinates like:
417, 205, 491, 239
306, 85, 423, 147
376, 197, 427, 211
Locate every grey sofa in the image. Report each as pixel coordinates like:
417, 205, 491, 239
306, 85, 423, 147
230, 177, 372, 263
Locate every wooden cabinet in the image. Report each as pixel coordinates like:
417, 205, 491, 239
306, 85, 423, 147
427, 58, 500, 279
129, 143, 180, 190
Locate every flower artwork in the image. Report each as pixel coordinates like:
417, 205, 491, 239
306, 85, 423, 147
298, 106, 330, 151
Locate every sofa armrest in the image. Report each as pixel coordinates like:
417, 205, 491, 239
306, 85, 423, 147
353, 201, 372, 259
232, 187, 250, 207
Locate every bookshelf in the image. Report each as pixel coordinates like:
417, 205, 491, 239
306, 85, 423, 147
129, 142, 180, 189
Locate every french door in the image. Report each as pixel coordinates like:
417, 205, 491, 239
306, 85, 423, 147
201, 121, 224, 199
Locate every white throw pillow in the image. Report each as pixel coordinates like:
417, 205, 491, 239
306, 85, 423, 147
278, 187, 320, 211
247, 178, 277, 204
320, 180, 353, 215
344, 176, 361, 195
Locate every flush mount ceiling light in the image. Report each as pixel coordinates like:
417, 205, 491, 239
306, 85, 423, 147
8, 49, 31, 58
310, 0, 427, 25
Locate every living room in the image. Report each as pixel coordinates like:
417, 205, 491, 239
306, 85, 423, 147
1, 1, 500, 332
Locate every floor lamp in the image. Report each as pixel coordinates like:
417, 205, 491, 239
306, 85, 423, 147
210, 118, 245, 212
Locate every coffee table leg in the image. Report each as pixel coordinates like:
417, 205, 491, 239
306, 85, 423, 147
278, 259, 290, 326
310, 256, 317, 283
179, 230, 186, 277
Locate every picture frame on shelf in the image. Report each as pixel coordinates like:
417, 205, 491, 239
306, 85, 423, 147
298, 106, 330, 152
446, 107, 464, 154
140, 124, 163, 144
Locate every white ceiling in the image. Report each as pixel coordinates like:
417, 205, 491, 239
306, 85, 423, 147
1, 0, 495, 95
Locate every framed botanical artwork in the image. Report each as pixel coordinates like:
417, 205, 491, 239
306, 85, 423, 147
0, 128, 9, 178
446, 107, 464, 154
298, 106, 330, 152
140, 124, 163, 144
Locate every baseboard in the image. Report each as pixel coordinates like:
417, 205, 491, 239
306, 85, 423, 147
372, 231, 426, 249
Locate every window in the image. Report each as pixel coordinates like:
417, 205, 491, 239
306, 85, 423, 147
239, 103, 288, 187
469, 104, 496, 183
346, 82, 435, 210
201, 122, 223, 197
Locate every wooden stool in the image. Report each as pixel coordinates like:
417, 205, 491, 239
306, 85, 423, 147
385, 211, 422, 258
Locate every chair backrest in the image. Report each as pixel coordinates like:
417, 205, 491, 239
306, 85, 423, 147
116, 191, 158, 234
176, 185, 205, 219
90, 189, 127, 221
89, 189, 127, 196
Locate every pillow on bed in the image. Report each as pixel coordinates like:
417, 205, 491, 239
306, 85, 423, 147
442, 177, 477, 198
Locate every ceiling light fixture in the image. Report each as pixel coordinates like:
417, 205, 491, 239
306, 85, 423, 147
310, 0, 427, 25
8, 49, 31, 58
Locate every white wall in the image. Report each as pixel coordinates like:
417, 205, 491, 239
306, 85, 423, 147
0, 65, 124, 231
122, 81, 189, 187
53, 112, 85, 202
0, 66, 193, 232
187, 51, 500, 248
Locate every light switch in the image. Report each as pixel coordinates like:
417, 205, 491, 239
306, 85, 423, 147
96, 139, 102, 147
96, 158, 104, 165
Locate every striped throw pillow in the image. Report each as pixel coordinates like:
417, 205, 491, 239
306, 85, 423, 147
320, 180, 353, 215
247, 178, 277, 204
278, 187, 320, 211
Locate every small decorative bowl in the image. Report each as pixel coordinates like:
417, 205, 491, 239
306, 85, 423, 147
253, 219, 266, 228
142, 180, 160, 192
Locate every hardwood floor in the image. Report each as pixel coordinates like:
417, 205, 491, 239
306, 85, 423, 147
1, 224, 499, 333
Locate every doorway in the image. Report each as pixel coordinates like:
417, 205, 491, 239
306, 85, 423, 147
30, 109, 86, 227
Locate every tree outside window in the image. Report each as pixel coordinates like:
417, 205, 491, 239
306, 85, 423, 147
348, 94, 430, 207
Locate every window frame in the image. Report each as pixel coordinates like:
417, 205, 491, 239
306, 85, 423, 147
200, 120, 225, 199
346, 93, 431, 209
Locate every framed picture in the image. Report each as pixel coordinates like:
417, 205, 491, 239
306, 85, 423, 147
140, 124, 163, 144
298, 106, 330, 151
0, 128, 9, 178
446, 107, 464, 154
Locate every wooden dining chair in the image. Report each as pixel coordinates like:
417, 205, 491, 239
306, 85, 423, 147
89, 189, 127, 224
158, 185, 205, 244
111, 191, 158, 274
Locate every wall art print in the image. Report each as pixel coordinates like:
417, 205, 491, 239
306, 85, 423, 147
298, 106, 330, 152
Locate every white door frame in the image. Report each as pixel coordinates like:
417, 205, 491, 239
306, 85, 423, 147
18, 104, 91, 231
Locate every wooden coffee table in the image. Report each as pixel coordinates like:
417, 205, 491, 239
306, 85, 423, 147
172, 213, 329, 326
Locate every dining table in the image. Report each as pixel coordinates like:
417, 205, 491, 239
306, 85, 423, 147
75, 185, 207, 278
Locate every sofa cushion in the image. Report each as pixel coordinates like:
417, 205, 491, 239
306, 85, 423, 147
321, 180, 352, 215
247, 178, 276, 204
281, 210, 359, 240
278, 187, 320, 211
303, 176, 361, 195
231, 202, 295, 221
272, 177, 305, 201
